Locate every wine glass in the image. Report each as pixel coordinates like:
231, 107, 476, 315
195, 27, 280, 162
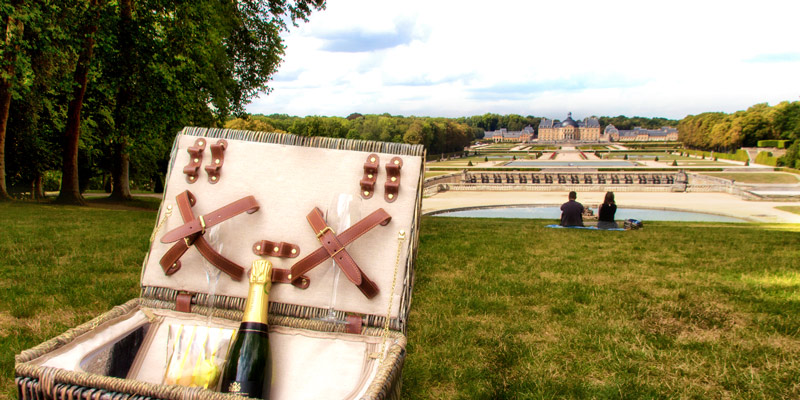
321, 193, 361, 323
203, 225, 223, 325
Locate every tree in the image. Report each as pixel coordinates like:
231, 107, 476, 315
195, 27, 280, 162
0, 0, 26, 201
56, 0, 105, 205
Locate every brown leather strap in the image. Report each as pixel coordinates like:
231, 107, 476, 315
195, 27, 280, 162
160, 195, 259, 243
183, 138, 206, 183
271, 268, 309, 289
159, 191, 259, 280
384, 157, 402, 202
289, 207, 391, 298
253, 240, 300, 258
345, 314, 362, 334
204, 139, 227, 184
176, 293, 192, 313
159, 190, 308, 288
360, 154, 379, 199
159, 239, 191, 275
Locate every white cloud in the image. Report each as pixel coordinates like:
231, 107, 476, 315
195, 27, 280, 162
247, 0, 800, 119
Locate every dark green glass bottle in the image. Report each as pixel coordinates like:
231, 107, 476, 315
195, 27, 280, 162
220, 260, 273, 399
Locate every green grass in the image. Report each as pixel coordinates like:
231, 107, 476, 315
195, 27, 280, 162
776, 206, 800, 216
701, 172, 800, 184
425, 171, 455, 179
3, 204, 800, 399
0, 202, 154, 400
403, 217, 800, 399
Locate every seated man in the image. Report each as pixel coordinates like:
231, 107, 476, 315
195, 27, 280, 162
560, 191, 584, 227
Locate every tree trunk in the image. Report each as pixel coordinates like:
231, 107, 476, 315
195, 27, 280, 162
0, 80, 12, 201
110, 141, 132, 200
56, 0, 102, 206
33, 173, 44, 200
0, 10, 24, 202
109, 0, 134, 201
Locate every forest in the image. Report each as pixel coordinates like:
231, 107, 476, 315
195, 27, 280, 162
0, 0, 326, 202
678, 101, 800, 168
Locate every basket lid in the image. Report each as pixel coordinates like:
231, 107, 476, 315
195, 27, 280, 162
141, 128, 424, 327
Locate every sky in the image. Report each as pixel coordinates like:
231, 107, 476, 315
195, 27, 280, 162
244, 0, 800, 120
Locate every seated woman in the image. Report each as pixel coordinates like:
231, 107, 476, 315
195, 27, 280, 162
597, 191, 618, 229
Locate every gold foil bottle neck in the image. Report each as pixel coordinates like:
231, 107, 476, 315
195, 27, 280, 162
250, 260, 272, 285
242, 260, 272, 324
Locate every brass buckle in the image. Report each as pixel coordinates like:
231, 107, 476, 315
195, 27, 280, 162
316, 226, 334, 238
198, 215, 207, 235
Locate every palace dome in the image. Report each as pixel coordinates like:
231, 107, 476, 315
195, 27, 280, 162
561, 112, 578, 128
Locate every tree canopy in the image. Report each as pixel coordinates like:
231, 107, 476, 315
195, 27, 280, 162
678, 101, 800, 152
0, 0, 326, 201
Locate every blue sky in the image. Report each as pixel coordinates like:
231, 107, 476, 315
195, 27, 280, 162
245, 0, 800, 120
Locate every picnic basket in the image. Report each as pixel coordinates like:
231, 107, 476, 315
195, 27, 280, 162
15, 127, 425, 400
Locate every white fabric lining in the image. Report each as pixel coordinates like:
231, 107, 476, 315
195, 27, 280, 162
31, 306, 394, 400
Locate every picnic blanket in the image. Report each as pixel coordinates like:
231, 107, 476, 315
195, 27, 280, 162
545, 224, 626, 231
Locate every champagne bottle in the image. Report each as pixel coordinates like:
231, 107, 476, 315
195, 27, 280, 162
220, 260, 273, 399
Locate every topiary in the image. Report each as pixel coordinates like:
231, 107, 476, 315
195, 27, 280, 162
672, 160, 678, 166
484, 156, 488, 162
654, 156, 659, 162
467, 160, 473, 166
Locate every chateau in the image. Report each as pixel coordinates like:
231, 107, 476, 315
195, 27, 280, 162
604, 125, 679, 142
482, 112, 681, 143
537, 113, 604, 142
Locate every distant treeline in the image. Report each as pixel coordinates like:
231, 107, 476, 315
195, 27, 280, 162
226, 113, 478, 155
678, 101, 800, 168
228, 112, 681, 148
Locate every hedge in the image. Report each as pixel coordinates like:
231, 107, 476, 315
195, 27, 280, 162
755, 151, 779, 166
684, 149, 749, 162
757, 140, 790, 149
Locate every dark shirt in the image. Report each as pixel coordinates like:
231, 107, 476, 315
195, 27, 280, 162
599, 203, 617, 222
560, 200, 584, 227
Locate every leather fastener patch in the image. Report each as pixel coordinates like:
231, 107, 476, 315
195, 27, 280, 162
183, 138, 206, 183
205, 139, 227, 184
384, 157, 403, 203
253, 240, 300, 258
360, 154, 379, 199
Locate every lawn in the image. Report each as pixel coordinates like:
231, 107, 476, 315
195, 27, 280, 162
701, 172, 800, 184
3, 203, 800, 399
425, 171, 456, 179
776, 206, 800, 216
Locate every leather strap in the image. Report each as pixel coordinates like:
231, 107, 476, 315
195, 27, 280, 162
159, 191, 259, 280
360, 154, 379, 199
161, 195, 259, 243
204, 139, 227, 184
183, 138, 206, 183
253, 240, 300, 258
289, 207, 391, 298
176, 293, 192, 313
159, 190, 310, 288
271, 267, 309, 289
346, 314, 362, 334
384, 156, 402, 202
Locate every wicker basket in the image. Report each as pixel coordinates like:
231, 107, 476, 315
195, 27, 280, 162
15, 128, 425, 400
